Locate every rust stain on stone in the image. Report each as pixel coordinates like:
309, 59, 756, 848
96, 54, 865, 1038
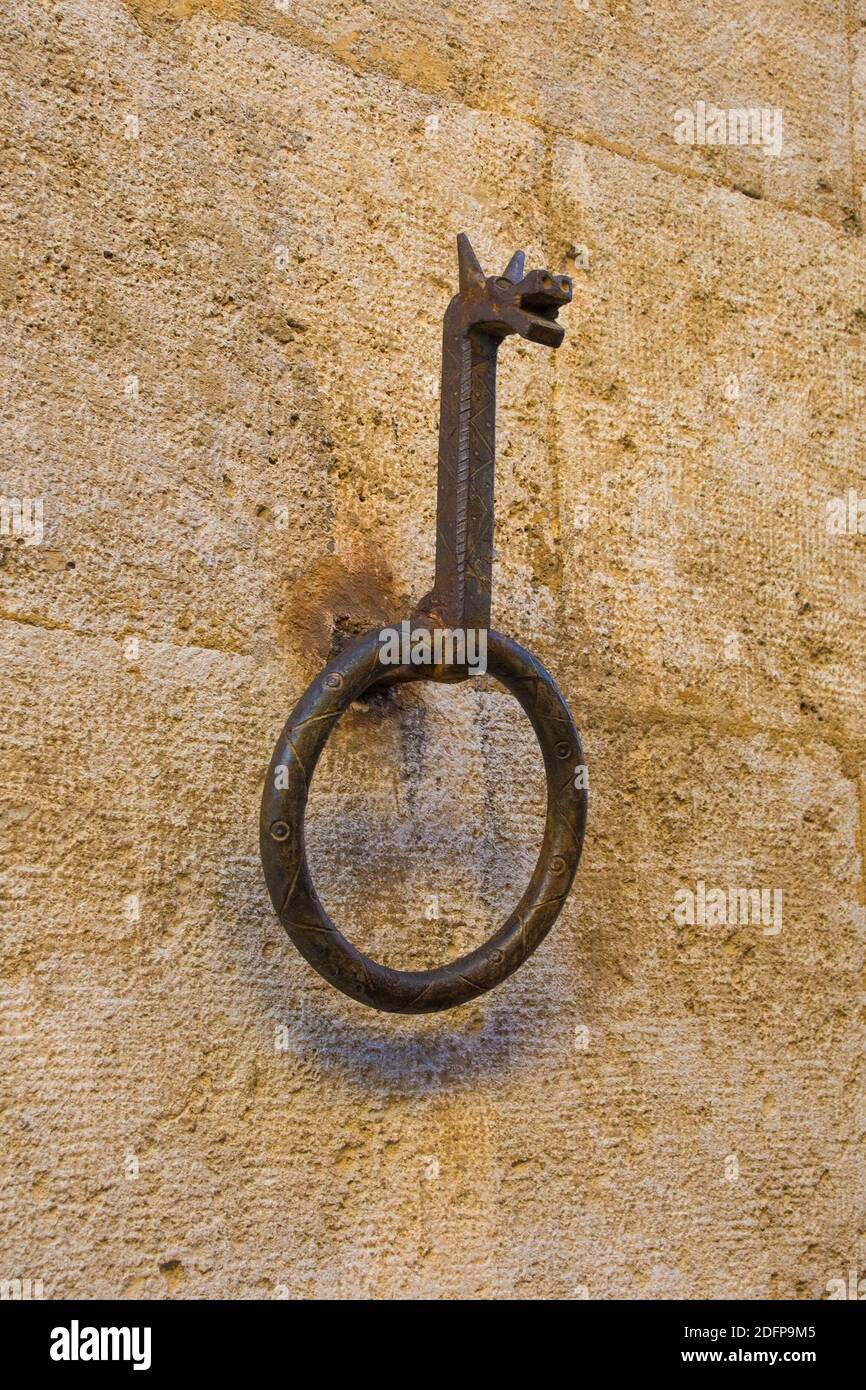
279, 543, 401, 671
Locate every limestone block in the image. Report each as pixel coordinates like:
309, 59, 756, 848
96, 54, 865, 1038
551, 139, 866, 742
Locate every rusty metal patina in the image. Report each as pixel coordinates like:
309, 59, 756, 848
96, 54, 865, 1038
260, 235, 587, 1013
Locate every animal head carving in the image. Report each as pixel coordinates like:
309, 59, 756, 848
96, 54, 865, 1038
452, 232, 573, 349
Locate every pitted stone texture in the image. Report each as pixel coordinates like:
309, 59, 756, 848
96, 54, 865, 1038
2, 621, 863, 1298
551, 139, 866, 743
0, 1, 553, 653
125, 0, 855, 227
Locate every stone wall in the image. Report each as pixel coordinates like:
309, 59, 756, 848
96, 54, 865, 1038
1, 0, 864, 1299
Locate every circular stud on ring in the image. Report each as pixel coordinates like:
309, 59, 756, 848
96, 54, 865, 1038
260, 627, 587, 1014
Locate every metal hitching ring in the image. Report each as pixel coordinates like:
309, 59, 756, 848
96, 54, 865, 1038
260, 627, 588, 1014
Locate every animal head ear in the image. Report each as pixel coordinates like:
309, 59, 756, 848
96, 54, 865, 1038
501, 250, 525, 284
457, 232, 486, 292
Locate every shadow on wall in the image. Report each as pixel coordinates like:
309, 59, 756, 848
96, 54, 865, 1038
222, 830, 592, 1096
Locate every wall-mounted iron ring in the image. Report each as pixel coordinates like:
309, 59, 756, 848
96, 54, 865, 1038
260, 235, 588, 1013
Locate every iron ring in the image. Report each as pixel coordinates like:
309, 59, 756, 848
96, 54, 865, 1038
260, 628, 587, 1014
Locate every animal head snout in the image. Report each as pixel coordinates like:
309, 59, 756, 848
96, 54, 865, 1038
506, 268, 573, 348
516, 269, 573, 310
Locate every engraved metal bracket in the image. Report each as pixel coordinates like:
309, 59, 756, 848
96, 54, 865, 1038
260, 235, 587, 1013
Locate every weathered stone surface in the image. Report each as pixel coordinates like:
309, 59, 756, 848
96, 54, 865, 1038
123, 0, 856, 226
1, 1, 553, 653
1, 0, 864, 1302
551, 139, 866, 745
1, 617, 863, 1297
